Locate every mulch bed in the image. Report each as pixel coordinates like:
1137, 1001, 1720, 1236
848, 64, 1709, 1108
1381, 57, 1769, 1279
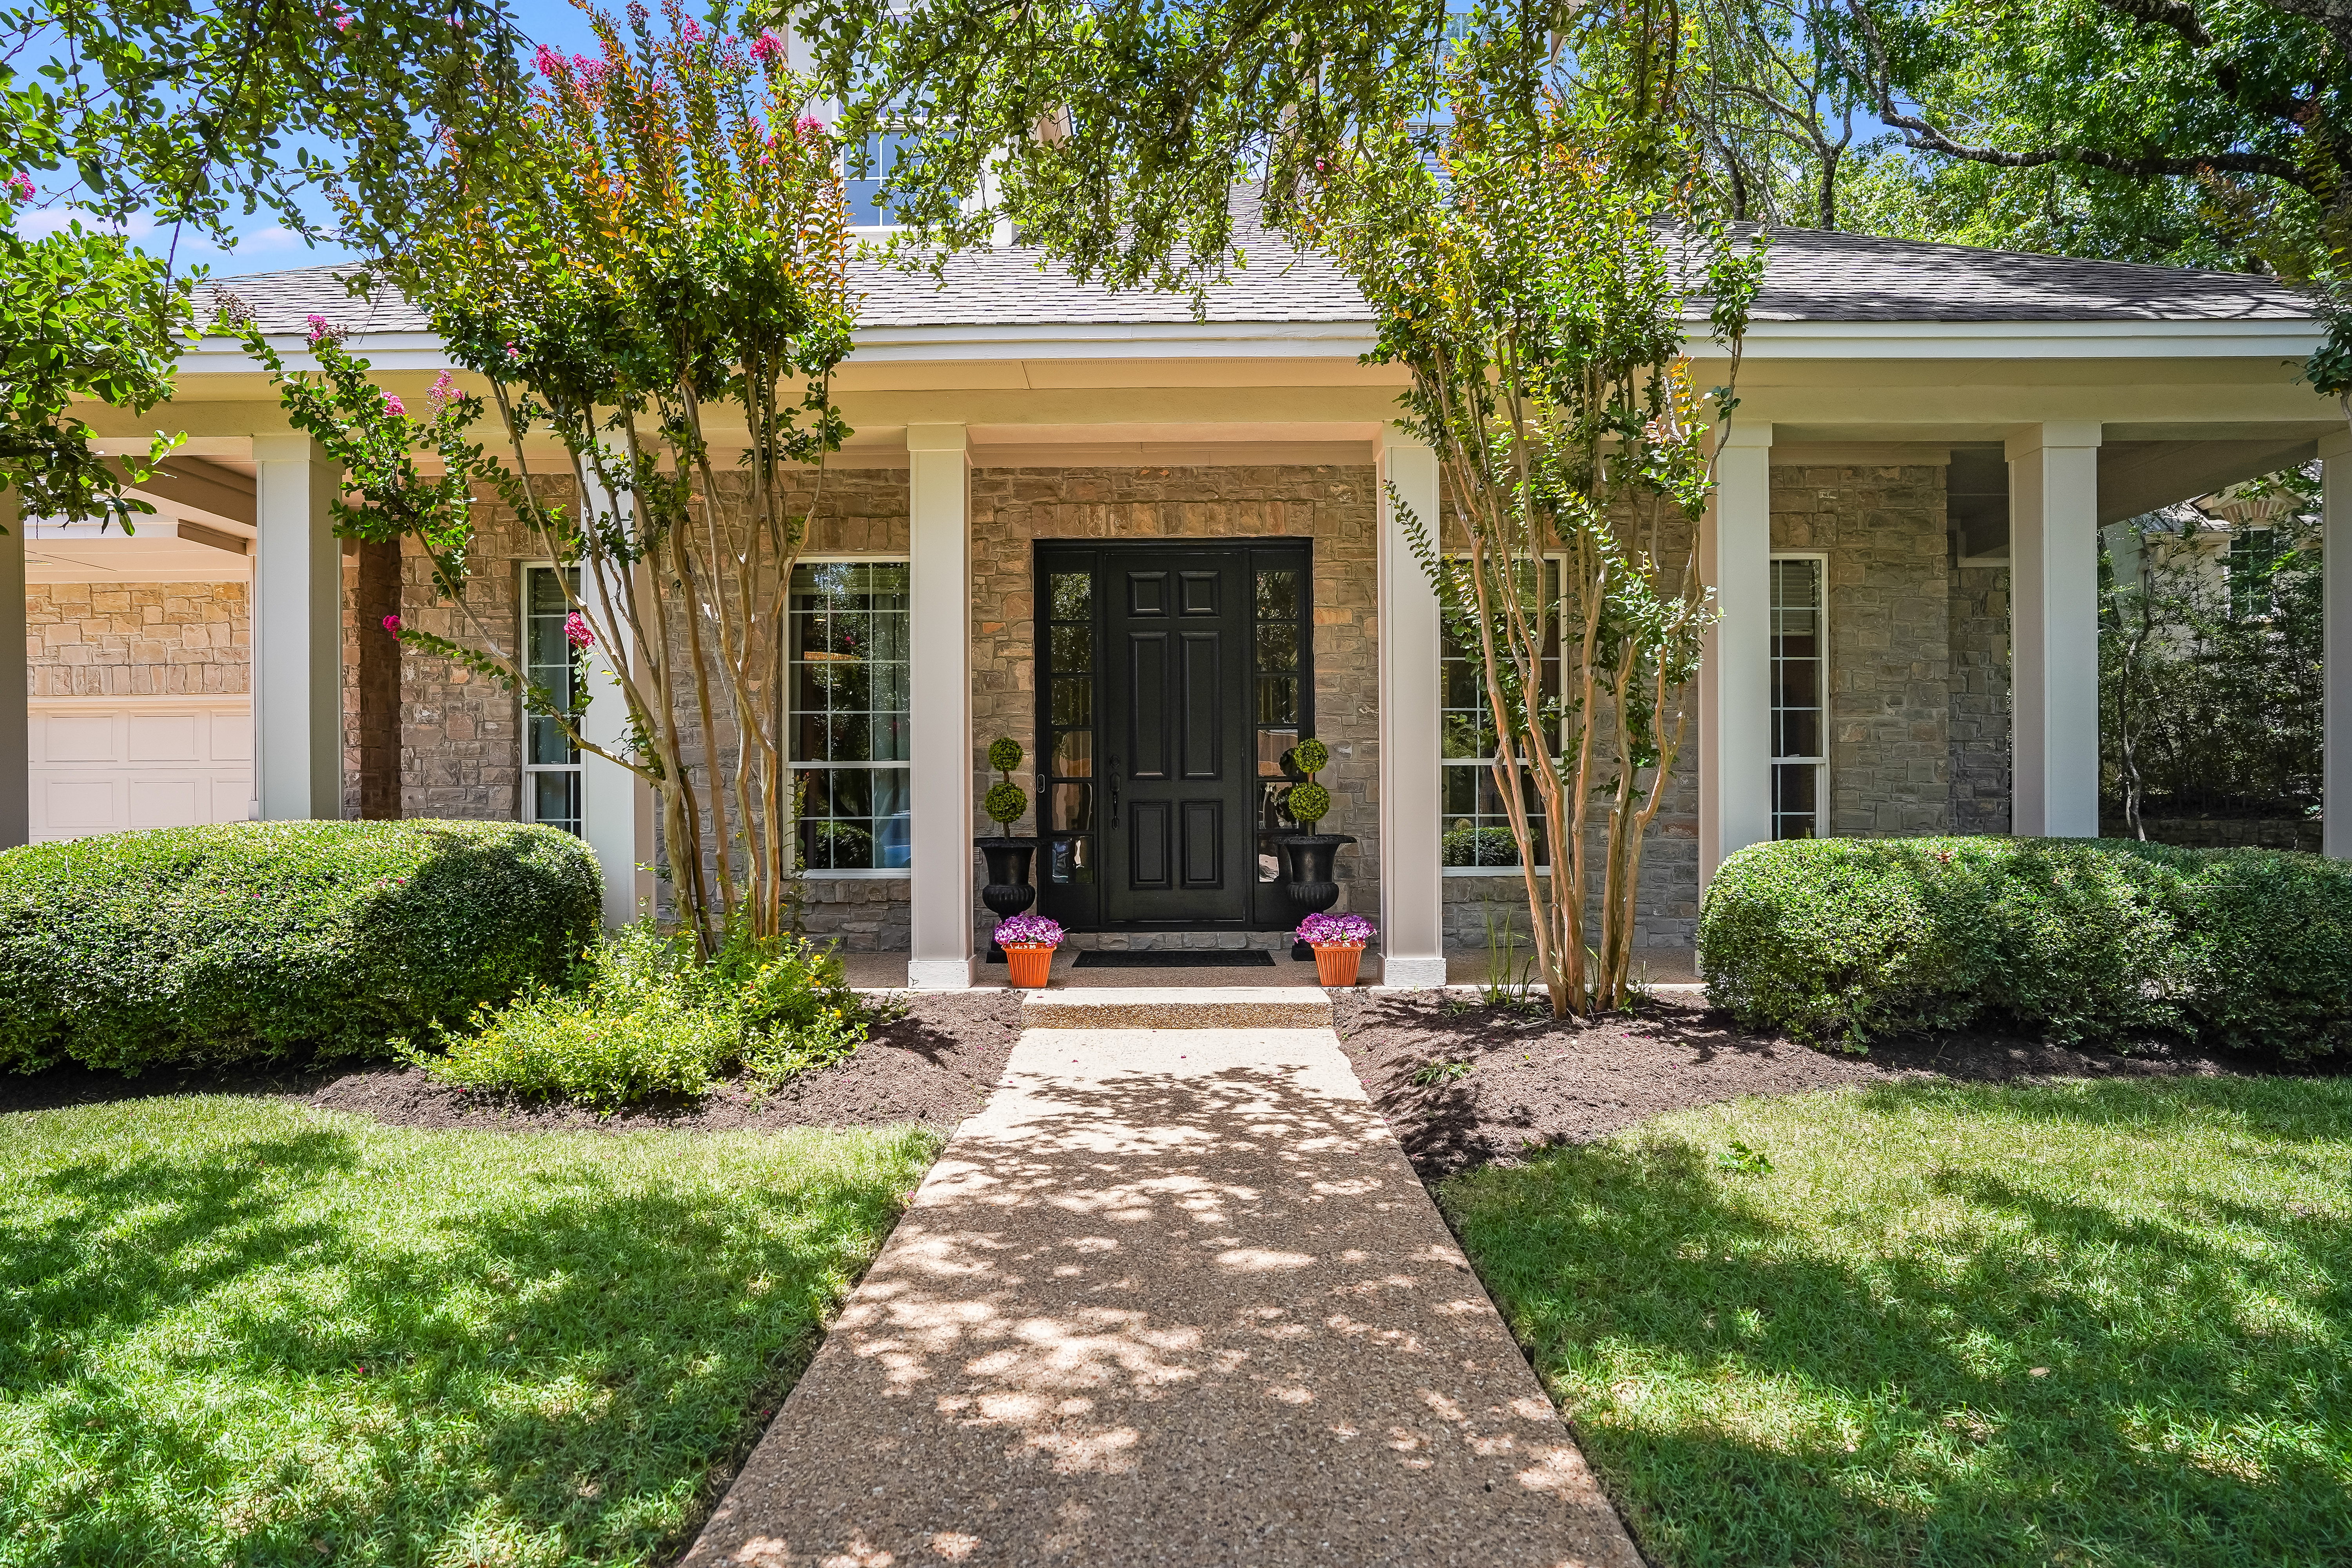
0, 994, 1024, 1134
1331, 990, 2314, 1179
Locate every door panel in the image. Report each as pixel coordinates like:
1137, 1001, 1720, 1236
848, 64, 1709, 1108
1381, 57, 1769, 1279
1103, 551, 1252, 922
1034, 539, 1314, 930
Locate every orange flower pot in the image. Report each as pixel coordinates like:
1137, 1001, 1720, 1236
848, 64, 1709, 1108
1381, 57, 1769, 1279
1312, 943, 1364, 987
1004, 943, 1056, 989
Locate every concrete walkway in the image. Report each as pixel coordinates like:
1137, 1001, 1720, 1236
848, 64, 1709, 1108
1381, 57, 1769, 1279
682, 1025, 1642, 1568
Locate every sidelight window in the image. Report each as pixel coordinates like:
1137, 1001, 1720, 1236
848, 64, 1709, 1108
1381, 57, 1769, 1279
1770, 555, 1828, 840
521, 564, 583, 837
789, 561, 911, 871
1254, 565, 1305, 882
1042, 570, 1096, 884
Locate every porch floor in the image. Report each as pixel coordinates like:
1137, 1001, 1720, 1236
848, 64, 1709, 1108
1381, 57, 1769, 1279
833, 946, 1699, 989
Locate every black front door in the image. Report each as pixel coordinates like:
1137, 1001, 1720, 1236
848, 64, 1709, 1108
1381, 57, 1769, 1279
1101, 550, 1253, 922
1034, 539, 1312, 930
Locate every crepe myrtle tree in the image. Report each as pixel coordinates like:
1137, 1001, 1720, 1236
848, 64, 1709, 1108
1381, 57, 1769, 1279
1299, 18, 1763, 1017
238, 1, 853, 956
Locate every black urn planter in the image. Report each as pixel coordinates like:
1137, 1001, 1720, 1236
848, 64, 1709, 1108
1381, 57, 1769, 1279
1278, 833, 1355, 959
978, 837, 1037, 963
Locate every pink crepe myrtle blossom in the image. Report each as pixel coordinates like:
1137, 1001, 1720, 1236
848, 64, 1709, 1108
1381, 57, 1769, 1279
305, 314, 332, 342
425, 369, 457, 414
5, 172, 32, 203
749, 28, 785, 64
794, 115, 826, 137
680, 18, 703, 42
325, 1, 352, 31
382, 614, 402, 633
382, 391, 406, 417
563, 612, 593, 650
534, 43, 563, 77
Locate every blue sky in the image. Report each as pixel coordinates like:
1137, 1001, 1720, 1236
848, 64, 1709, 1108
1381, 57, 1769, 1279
4, 0, 613, 280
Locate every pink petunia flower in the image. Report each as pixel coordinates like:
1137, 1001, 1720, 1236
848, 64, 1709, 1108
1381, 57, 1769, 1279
383, 614, 402, 633
563, 612, 594, 650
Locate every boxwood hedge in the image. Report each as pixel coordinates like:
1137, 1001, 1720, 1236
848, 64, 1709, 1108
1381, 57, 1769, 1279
0, 820, 603, 1074
1699, 836, 2352, 1060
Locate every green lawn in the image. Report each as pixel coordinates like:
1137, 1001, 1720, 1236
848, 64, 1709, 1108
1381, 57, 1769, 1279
0, 1097, 939, 1567
1442, 1077, 2352, 1568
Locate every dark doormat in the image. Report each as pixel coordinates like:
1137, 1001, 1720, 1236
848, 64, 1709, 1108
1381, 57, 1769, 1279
1070, 950, 1276, 969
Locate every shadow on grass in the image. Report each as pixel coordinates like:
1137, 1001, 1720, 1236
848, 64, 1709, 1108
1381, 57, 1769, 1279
0, 1111, 928, 1567
1441, 1078, 2352, 1568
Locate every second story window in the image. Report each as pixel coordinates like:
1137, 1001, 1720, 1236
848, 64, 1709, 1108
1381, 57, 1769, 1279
844, 131, 916, 227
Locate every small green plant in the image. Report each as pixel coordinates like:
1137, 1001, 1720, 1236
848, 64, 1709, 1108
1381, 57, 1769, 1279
426, 920, 875, 1110
1716, 1140, 1773, 1175
1285, 738, 1334, 827
1482, 900, 1540, 1011
984, 736, 1028, 828
1412, 1057, 1475, 1087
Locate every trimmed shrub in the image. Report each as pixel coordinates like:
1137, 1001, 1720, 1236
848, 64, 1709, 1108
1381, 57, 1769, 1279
425, 920, 870, 1108
1700, 836, 2352, 1060
0, 820, 602, 1074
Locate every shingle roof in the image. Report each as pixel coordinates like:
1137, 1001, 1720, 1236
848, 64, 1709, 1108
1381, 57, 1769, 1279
206, 216, 2315, 339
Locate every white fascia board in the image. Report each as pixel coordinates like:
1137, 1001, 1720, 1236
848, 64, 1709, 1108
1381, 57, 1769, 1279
177, 313, 2328, 375
1724, 317, 2325, 360
179, 331, 452, 374
848, 320, 1383, 361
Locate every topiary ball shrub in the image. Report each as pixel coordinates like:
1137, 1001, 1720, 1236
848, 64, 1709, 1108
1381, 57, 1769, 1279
1698, 837, 2187, 1052
1294, 737, 1330, 775
0, 820, 603, 1074
1286, 781, 1332, 825
983, 780, 1029, 827
987, 736, 1023, 774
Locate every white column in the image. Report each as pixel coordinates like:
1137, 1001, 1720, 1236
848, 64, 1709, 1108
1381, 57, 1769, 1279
0, 486, 26, 849
906, 424, 973, 989
2007, 421, 2103, 838
2323, 431, 2352, 859
251, 435, 343, 819
579, 570, 655, 927
1699, 421, 1773, 884
1376, 428, 1447, 988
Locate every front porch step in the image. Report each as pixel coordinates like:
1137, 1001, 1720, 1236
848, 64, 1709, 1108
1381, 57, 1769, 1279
1020, 986, 1334, 1030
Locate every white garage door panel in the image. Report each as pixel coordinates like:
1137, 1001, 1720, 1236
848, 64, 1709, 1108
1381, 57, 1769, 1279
29, 699, 257, 843
42, 717, 118, 764
127, 714, 203, 762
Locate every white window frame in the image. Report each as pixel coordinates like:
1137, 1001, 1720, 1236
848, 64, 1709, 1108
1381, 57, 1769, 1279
1769, 552, 1830, 840
791, 552, 914, 880
519, 561, 584, 837
1439, 552, 1563, 877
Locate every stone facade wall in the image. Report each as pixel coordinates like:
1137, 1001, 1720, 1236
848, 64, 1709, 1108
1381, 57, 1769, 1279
1771, 461, 1952, 837
24, 580, 249, 697
966, 464, 1381, 947
1949, 563, 2012, 834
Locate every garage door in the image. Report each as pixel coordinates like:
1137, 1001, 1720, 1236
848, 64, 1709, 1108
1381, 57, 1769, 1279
29, 697, 255, 842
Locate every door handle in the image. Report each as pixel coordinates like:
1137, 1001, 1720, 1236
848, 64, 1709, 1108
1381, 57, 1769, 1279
1107, 755, 1122, 828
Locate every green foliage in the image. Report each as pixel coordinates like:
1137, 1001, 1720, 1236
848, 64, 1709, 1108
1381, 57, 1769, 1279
1292, 737, 1330, 776
0, 820, 600, 1075
1700, 836, 2352, 1058
1285, 781, 1332, 825
0, 228, 189, 528
0, 1095, 936, 1564
0, 0, 524, 525
1444, 824, 1522, 866
987, 736, 1024, 773
983, 780, 1029, 827
426, 920, 871, 1110
1442, 1076, 2352, 1567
